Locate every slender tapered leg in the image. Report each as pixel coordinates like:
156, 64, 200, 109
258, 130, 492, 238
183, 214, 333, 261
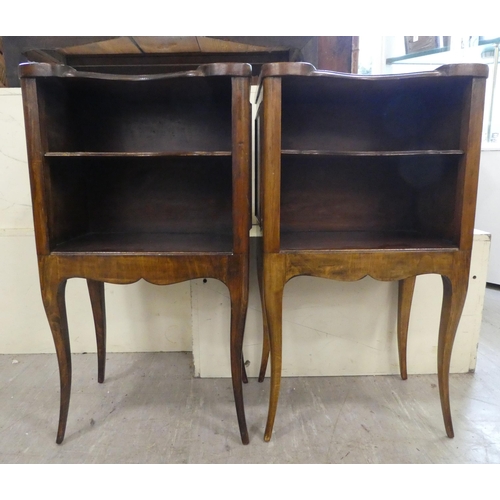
263, 255, 286, 442
257, 246, 270, 383
227, 264, 250, 445
87, 279, 106, 383
242, 353, 248, 384
438, 273, 469, 438
40, 273, 71, 444
397, 276, 416, 380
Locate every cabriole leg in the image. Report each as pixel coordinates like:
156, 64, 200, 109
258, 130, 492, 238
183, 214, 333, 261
438, 273, 469, 438
87, 279, 106, 383
227, 269, 250, 444
40, 273, 71, 444
397, 276, 416, 380
257, 247, 270, 382
263, 255, 286, 442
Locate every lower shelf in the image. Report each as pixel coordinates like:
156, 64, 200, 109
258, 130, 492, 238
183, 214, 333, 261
280, 231, 458, 252
52, 232, 233, 254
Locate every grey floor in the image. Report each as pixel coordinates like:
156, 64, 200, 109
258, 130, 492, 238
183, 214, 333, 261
1, 285, 500, 464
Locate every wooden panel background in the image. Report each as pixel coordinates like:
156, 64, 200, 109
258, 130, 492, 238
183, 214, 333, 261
2, 37, 359, 86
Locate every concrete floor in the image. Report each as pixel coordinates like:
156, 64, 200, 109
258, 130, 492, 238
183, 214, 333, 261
1, 285, 500, 464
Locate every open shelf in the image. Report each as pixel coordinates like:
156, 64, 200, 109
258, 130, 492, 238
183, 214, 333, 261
46, 155, 234, 253
39, 75, 233, 153
280, 75, 466, 152
279, 154, 461, 251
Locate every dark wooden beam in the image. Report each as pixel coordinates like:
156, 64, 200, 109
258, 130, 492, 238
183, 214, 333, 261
3, 36, 118, 85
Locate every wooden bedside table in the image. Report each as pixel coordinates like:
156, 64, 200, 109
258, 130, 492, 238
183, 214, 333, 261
20, 62, 252, 444
255, 62, 488, 441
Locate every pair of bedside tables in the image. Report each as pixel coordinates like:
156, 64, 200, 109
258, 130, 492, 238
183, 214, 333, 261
20, 60, 488, 444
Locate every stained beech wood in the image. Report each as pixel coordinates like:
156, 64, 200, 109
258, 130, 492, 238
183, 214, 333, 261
45, 151, 233, 157
281, 150, 464, 156
87, 279, 106, 383
20, 62, 252, 445
398, 276, 416, 380
256, 62, 488, 442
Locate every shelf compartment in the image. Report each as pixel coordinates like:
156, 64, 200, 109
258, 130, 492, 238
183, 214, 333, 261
47, 156, 234, 253
39, 76, 233, 153
280, 154, 461, 250
280, 76, 468, 152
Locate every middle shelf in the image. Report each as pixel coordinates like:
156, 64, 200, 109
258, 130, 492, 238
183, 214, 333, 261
45, 151, 233, 158
274, 153, 464, 252
45, 155, 234, 253
281, 150, 464, 157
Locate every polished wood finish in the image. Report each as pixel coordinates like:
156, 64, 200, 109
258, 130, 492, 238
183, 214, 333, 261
397, 276, 416, 380
4, 37, 358, 86
87, 279, 106, 383
20, 62, 252, 444
255, 62, 488, 441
